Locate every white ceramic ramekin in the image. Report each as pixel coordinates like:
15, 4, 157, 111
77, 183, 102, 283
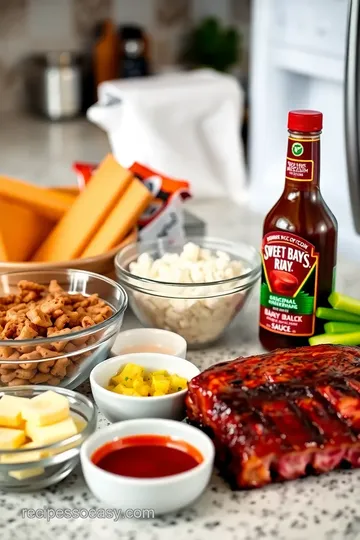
112, 328, 187, 358
80, 418, 215, 514
90, 352, 200, 422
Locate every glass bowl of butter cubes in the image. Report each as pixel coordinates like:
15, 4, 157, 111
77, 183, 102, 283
0, 269, 128, 388
0, 386, 96, 491
115, 237, 261, 347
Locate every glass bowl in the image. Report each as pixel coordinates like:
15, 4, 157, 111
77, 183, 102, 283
0, 269, 128, 388
115, 237, 261, 347
0, 386, 96, 492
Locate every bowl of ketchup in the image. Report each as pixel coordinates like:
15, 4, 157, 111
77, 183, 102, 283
80, 418, 215, 515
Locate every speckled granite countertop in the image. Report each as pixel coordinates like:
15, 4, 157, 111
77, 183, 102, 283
3, 333, 360, 540
1, 115, 360, 540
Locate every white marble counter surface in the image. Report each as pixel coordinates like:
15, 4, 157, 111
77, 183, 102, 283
1, 115, 360, 540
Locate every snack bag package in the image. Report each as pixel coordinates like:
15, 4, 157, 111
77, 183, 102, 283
72, 160, 191, 242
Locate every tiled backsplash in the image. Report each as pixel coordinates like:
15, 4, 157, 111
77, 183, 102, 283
0, 0, 250, 112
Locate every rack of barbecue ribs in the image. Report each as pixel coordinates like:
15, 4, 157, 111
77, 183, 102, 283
186, 345, 360, 489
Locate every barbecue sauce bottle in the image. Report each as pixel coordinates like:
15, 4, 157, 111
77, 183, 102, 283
259, 110, 337, 350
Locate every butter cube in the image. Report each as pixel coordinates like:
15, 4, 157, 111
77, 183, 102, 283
21, 441, 49, 459
26, 417, 77, 446
9, 468, 44, 480
47, 415, 86, 456
21, 390, 70, 427
0, 395, 29, 428
71, 413, 87, 434
0, 441, 48, 464
22, 441, 43, 449
48, 439, 80, 456
0, 428, 26, 449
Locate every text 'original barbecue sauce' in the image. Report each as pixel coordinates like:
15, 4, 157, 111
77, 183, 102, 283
259, 110, 338, 351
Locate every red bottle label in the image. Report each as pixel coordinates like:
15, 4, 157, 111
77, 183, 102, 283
285, 137, 319, 182
259, 232, 319, 336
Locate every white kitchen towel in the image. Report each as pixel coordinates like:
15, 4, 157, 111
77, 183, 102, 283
87, 69, 247, 202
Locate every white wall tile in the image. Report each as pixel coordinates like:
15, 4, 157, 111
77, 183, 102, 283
0, 0, 28, 67
0, 0, 251, 112
192, 0, 231, 23
27, 0, 79, 50
112, 0, 156, 29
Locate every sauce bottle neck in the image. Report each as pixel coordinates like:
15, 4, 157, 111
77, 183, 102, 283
284, 130, 321, 191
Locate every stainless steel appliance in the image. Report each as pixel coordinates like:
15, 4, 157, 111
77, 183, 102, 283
345, 0, 360, 233
25, 52, 82, 121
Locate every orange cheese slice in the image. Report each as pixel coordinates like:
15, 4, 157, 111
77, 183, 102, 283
32, 155, 134, 262
0, 176, 74, 220
0, 200, 53, 262
81, 178, 153, 258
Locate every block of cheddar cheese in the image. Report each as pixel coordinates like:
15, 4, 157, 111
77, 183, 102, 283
81, 178, 153, 257
48, 186, 79, 198
32, 155, 134, 262
0, 176, 74, 220
0, 200, 53, 262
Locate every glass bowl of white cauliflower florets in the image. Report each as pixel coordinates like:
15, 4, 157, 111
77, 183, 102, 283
115, 237, 261, 347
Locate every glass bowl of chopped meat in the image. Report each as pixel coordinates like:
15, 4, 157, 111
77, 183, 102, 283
115, 237, 261, 348
0, 270, 128, 388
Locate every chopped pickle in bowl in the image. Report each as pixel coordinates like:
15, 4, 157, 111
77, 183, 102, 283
107, 363, 188, 397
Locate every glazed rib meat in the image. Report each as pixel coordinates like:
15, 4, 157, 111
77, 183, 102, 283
186, 345, 360, 488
